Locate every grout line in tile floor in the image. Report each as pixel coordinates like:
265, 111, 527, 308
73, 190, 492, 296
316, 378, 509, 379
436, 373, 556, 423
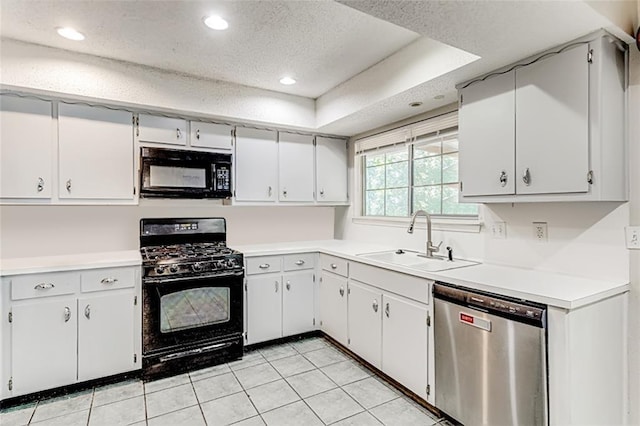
1, 337, 443, 426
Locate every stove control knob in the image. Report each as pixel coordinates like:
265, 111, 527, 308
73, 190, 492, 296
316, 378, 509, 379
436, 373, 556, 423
192, 262, 204, 272
226, 259, 236, 268
215, 261, 224, 269
155, 266, 166, 275
169, 266, 178, 273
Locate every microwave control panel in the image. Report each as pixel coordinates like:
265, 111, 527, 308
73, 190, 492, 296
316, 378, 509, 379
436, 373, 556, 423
216, 166, 231, 191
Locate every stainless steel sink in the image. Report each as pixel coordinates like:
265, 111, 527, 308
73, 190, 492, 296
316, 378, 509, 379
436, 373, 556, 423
357, 249, 479, 272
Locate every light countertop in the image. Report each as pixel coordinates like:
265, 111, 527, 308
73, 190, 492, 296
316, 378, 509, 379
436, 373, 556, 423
236, 240, 629, 310
0, 250, 142, 276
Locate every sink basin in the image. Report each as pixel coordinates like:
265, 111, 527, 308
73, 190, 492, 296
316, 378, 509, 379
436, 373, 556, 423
357, 249, 479, 272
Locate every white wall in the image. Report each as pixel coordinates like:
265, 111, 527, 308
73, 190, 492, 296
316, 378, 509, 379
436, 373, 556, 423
0, 202, 335, 258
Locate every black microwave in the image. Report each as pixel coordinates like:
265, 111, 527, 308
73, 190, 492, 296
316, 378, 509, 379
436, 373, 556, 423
140, 147, 232, 199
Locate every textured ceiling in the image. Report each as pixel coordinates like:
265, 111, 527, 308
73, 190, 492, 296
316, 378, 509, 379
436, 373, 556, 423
0, 0, 419, 98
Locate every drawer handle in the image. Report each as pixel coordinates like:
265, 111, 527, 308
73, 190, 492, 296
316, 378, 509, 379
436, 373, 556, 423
176, 128, 182, 139
259, 264, 270, 269
339, 286, 344, 297
372, 299, 378, 313
101, 277, 118, 284
64, 306, 71, 323
330, 263, 338, 269
295, 260, 305, 266
196, 129, 200, 140
34, 283, 55, 290
84, 304, 91, 319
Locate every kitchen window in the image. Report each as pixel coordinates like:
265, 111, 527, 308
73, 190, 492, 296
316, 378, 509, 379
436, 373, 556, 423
358, 111, 478, 219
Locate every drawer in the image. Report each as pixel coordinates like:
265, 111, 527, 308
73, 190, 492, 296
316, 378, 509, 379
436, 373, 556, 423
11, 271, 80, 301
283, 253, 316, 271
246, 256, 282, 275
81, 267, 136, 293
320, 254, 348, 277
349, 261, 430, 304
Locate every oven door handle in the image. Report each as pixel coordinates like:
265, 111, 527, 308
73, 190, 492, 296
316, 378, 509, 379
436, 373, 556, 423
159, 341, 234, 362
143, 270, 244, 284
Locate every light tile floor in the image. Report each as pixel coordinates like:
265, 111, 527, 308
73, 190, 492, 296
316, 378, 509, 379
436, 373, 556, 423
1, 336, 450, 426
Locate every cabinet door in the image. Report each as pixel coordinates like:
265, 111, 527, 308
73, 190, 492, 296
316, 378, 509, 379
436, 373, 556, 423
278, 133, 314, 202
11, 297, 77, 394
235, 128, 278, 202
515, 44, 589, 195
382, 293, 428, 399
0, 95, 53, 198
348, 281, 382, 369
282, 271, 315, 336
137, 114, 187, 146
246, 275, 282, 344
190, 122, 233, 150
58, 103, 134, 200
319, 272, 348, 346
458, 71, 515, 196
78, 292, 136, 381
316, 137, 348, 203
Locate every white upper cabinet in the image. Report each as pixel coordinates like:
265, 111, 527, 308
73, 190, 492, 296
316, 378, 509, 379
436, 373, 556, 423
316, 136, 348, 203
0, 95, 53, 199
515, 44, 589, 195
459, 33, 627, 202
137, 114, 187, 146
58, 103, 134, 200
235, 127, 278, 202
190, 121, 233, 150
278, 132, 314, 202
458, 72, 515, 196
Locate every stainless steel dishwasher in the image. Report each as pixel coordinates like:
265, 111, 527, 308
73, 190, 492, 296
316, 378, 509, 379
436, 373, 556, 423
433, 282, 548, 426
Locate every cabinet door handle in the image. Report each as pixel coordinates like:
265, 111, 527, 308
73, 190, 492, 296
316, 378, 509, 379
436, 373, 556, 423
295, 260, 305, 266
84, 304, 91, 319
372, 299, 379, 312
196, 129, 200, 140
176, 128, 182, 139
37, 177, 44, 192
275, 281, 279, 293
283, 189, 287, 197
499, 170, 507, 187
268, 186, 273, 197
66, 179, 72, 192
385, 303, 390, 318
259, 263, 270, 269
339, 286, 344, 297
64, 307, 71, 323
101, 277, 118, 284
34, 282, 55, 290
330, 263, 338, 269
522, 168, 531, 186
286, 281, 291, 291
320, 189, 325, 197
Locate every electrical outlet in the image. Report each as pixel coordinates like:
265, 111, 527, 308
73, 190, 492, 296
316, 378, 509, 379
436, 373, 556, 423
626, 226, 640, 249
491, 221, 506, 239
533, 222, 547, 242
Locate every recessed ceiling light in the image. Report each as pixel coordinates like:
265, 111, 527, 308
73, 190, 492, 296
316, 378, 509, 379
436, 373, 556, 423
56, 27, 85, 41
204, 15, 229, 30
279, 76, 296, 85
434, 95, 445, 100
409, 101, 423, 108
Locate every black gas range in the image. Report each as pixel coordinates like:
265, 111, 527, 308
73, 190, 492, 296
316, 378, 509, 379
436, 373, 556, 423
140, 218, 244, 380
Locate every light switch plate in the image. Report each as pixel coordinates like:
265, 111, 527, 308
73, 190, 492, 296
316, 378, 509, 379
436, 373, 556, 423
626, 226, 640, 249
491, 221, 506, 239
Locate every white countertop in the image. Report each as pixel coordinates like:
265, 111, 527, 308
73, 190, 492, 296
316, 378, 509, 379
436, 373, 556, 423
236, 240, 629, 310
0, 250, 142, 276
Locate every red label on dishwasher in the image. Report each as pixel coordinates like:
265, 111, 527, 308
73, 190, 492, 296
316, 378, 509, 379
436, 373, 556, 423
460, 313, 474, 324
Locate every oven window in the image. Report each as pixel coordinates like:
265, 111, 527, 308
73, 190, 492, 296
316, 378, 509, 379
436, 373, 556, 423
160, 287, 230, 333
149, 165, 207, 188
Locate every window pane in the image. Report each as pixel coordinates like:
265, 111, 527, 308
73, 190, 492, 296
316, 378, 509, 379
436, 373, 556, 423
386, 151, 408, 163
442, 136, 458, 154
413, 186, 442, 215
386, 161, 408, 188
366, 153, 385, 167
442, 153, 458, 184
414, 156, 442, 186
385, 188, 408, 216
414, 140, 441, 159
366, 190, 385, 215
366, 165, 385, 190
442, 184, 478, 215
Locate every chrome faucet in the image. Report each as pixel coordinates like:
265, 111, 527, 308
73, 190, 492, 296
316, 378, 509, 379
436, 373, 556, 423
407, 210, 442, 258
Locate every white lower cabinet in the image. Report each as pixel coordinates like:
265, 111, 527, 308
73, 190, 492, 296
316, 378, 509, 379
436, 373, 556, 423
2, 266, 141, 397
347, 280, 382, 369
319, 270, 348, 346
245, 254, 316, 345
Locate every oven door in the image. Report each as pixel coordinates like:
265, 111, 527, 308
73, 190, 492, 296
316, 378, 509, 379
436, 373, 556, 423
143, 270, 243, 355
